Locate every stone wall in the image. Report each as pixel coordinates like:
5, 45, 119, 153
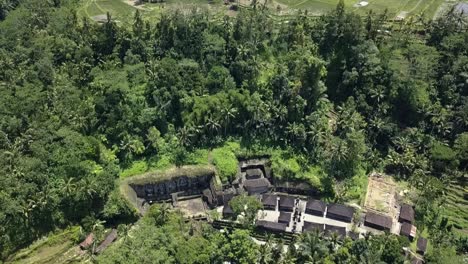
130, 174, 213, 201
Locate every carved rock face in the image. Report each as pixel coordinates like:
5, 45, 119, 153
131, 174, 214, 201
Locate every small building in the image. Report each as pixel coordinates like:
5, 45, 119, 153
364, 211, 393, 231
275, 181, 318, 196
223, 204, 235, 219
305, 199, 326, 216
302, 221, 324, 232
245, 168, 263, 180
95, 229, 117, 254
400, 222, 417, 241
278, 211, 292, 225
417, 237, 428, 255
243, 178, 271, 195
256, 220, 287, 232
279, 195, 295, 212
324, 224, 346, 238
326, 204, 355, 223
79, 233, 94, 250
399, 204, 415, 224
262, 194, 278, 210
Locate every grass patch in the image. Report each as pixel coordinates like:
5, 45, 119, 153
185, 148, 210, 165
270, 150, 301, 181
270, 149, 329, 193
120, 148, 211, 179
212, 142, 240, 183
149, 154, 173, 171
120, 160, 149, 178
344, 167, 368, 204
123, 165, 216, 185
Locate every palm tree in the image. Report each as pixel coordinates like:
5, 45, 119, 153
79, 177, 97, 199
177, 126, 193, 147
61, 177, 77, 197
369, 85, 385, 104
206, 116, 221, 137
221, 105, 238, 136
90, 219, 106, 255
258, 242, 273, 264
328, 232, 340, 253
297, 231, 328, 263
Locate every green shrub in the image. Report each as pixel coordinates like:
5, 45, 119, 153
102, 190, 139, 224
149, 154, 173, 170
120, 160, 148, 178
271, 150, 301, 180
431, 141, 457, 161
343, 168, 368, 203
299, 166, 326, 191
212, 144, 238, 183
185, 149, 209, 165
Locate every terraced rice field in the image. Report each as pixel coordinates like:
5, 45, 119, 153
442, 180, 468, 235
78, 0, 223, 24
78, 0, 449, 23
275, 0, 447, 17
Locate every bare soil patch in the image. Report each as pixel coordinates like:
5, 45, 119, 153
364, 172, 398, 219
176, 197, 207, 218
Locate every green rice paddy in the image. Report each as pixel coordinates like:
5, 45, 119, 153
78, 0, 449, 24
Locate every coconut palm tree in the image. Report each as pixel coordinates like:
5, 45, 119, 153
297, 231, 328, 263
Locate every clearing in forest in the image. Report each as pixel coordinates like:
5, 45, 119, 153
364, 172, 398, 218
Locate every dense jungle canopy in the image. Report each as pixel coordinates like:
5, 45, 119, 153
0, 0, 467, 262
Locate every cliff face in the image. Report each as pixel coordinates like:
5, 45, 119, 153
130, 174, 213, 201
120, 165, 219, 213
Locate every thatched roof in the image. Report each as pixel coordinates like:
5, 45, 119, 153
79, 233, 94, 250
279, 195, 295, 210
400, 222, 417, 238
245, 168, 263, 179
364, 211, 393, 230
327, 203, 354, 220
417, 237, 428, 253
262, 194, 277, 208
399, 204, 415, 223
302, 221, 324, 232
306, 199, 326, 213
243, 178, 271, 194
96, 229, 117, 254
278, 211, 292, 223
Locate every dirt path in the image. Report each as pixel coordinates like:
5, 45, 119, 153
122, 0, 146, 10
